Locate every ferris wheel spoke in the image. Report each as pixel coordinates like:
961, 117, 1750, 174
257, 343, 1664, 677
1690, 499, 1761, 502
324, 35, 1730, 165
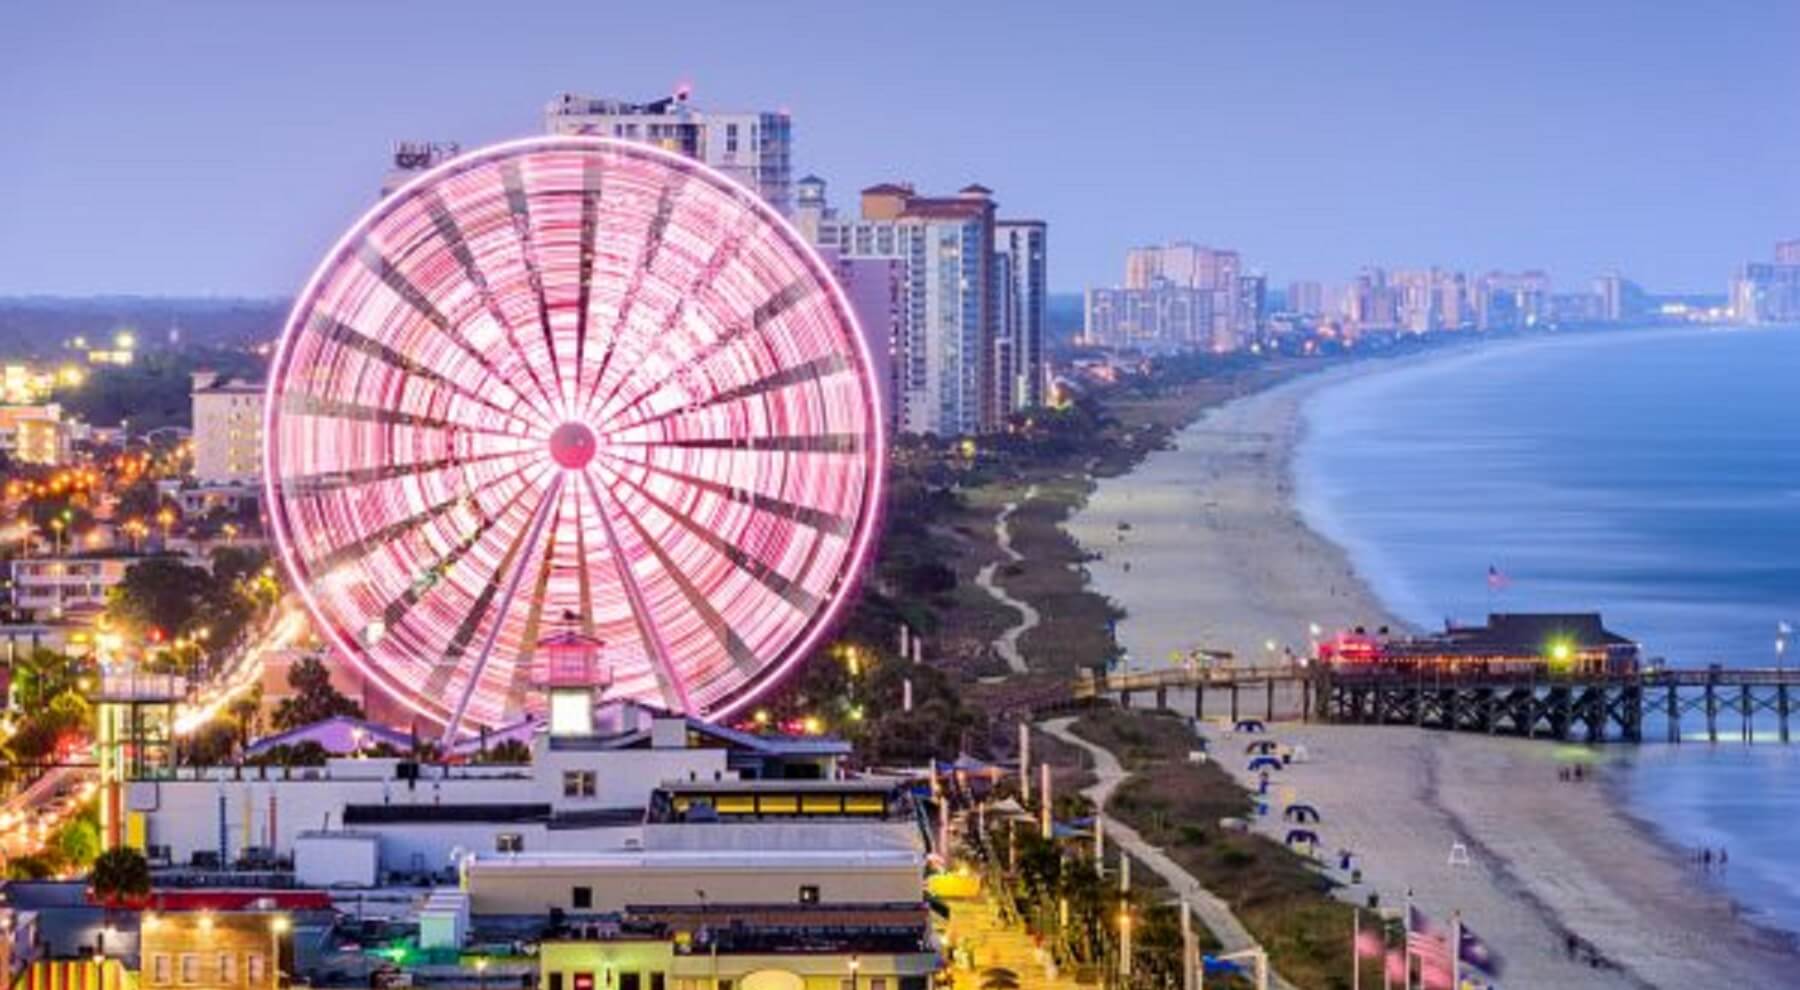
282, 446, 533, 497
600, 470, 765, 694
579, 173, 689, 415
590, 275, 813, 427
605, 351, 852, 437
582, 205, 757, 420
355, 243, 553, 432
578, 467, 693, 715
598, 460, 822, 616
362, 461, 551, 642
440, 471, 566, 741
307, 457, 539, 576
500, 160, 566, 406
304, 312, 542, 435
591, 447, 854, 538
422, 191, 563, 415
608, 432, 861, 454
503, 489, 579, 715
280, 392, 527, 441
569, 157, 604, 413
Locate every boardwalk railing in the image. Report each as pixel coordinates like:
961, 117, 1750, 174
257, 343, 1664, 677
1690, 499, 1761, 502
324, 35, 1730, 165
1051, 664, 1800, 744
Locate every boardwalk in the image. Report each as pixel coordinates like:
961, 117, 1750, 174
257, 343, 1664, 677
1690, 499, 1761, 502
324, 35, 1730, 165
1039, 717, 1299, 990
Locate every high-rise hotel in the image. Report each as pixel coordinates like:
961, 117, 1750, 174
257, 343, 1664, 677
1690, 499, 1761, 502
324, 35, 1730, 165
797, 179, 1047, 437
543, 89, 795, 214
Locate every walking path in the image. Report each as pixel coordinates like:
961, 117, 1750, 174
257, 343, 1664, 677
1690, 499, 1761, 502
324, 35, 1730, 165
1040, 717, 1299, 990
975, 484, 1041, 675
941, 882, 1093, 990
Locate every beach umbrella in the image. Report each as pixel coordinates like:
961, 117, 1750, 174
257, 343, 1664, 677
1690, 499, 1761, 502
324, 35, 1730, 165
1284, 828, 1320, 847
1283, 803, 1321, 823
980, 969, 1020, 990
1247, 755, 1282, 771
1245, 739, 1279, 755
1234, 718, 1266, 733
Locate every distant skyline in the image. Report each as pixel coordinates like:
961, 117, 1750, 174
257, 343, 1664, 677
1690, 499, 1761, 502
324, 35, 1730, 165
1, 0, 1796, 297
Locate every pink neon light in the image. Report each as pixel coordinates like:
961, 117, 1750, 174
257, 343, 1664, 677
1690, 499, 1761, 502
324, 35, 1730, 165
264, 136, 887, 732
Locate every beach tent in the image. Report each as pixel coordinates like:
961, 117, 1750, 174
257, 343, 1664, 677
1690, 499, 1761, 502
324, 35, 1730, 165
1283, 803, 1321, 823
1234, 718, 1267, 733
1245, 740, 1280, 755
1247, 755, 1283, 772
1285, 828, 1321, 847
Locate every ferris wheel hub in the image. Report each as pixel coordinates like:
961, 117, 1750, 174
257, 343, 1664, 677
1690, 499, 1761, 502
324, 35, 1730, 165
548, 421, 598, 470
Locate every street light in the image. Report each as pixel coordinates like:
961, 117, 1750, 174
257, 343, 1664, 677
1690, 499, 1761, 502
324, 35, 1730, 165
269, 915, 290, 990
474, 956, 489, 990
847, 954, 861, 990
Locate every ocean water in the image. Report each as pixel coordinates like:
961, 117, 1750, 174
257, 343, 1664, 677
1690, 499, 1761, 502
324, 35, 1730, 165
1294, 325, 1800, 935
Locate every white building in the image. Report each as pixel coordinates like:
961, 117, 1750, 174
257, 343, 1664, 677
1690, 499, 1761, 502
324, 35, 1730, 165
9, 554, 138, 620
191, 372, 264, 485
128, 702, 848, 884
0, 404, 68, 466
1099, 242, 1247, 352
994, 220, 1049, 413
545, 90, 794, 213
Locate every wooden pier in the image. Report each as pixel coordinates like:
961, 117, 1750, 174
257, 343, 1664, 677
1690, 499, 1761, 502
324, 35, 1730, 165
1063, 664, 1800, 744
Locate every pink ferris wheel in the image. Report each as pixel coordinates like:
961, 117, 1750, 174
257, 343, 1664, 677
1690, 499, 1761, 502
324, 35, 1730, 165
264, 137, 886, 738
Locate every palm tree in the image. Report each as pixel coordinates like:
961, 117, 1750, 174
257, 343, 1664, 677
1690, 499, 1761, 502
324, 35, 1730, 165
90, 847, 151, 908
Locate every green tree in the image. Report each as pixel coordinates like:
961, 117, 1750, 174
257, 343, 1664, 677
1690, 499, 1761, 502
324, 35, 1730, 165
107, 557, 215, 636
271, 656, 363, 730
89, 847, 152, 906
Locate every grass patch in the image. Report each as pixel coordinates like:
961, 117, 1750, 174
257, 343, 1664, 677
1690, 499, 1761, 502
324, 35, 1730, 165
1073, 709, 1379, 990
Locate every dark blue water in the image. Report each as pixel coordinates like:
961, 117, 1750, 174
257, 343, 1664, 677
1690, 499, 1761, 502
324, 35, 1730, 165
1295, 326, 1800, 933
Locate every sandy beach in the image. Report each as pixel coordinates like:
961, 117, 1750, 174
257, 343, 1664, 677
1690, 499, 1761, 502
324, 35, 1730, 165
1063, 360, 1800, 987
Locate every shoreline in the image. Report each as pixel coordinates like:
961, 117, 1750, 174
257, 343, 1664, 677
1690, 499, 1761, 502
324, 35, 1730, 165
1062, 349, 1800, 987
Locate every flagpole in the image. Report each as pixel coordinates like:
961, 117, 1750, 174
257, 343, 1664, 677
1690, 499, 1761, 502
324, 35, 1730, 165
1450, 912, 1461, 990
1352, 906, 1361, 990
1403, 892, 1413, 990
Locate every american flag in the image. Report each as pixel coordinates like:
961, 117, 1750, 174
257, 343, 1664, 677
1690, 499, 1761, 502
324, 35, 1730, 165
1406, 906, 1454, 988
1486, 564, 1510, 592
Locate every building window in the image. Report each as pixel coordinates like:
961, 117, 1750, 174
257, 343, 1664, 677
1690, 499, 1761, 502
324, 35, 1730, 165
549, 975, 564, 990
649, 975, 665, 990
180, 954, 199, 984
496, 832, 523, 853
248, 954, 265, 983
152, 955, 171, 983
573, 974, 595, 990
870, 980, 888, 990
219, 954, 237, 983
620, 974, 640, 990
572, 885, 593, 909
563, 770, 596, 798
798, 885, 819, 904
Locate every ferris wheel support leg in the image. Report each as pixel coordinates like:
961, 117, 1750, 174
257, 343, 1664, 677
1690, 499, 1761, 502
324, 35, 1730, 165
441, 472, 567, 744
582, 466, 694, 715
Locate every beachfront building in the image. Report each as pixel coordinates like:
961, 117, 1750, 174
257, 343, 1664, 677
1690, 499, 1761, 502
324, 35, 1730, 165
1729, 239, 1800, 324
481, 778, 938, 990
125, 700, 848, 883
1087, 242, 1250, 352
544, 89, 794, 214
0, 404, 69, 466
801, 179, 1011, 436
1318, 613, 1640, 676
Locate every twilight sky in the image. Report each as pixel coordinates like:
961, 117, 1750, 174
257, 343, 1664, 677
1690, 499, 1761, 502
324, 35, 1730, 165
1, 0, 1795, 297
